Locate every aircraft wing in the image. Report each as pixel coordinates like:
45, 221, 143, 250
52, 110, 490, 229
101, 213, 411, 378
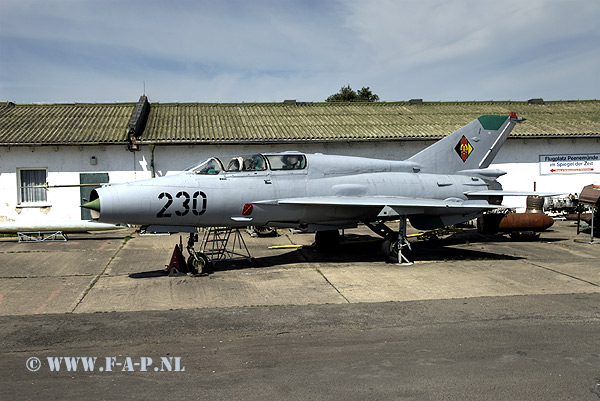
465, 190, 563, 197
256, 196, 500, 217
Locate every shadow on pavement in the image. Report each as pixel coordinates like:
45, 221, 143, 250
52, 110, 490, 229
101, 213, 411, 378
127, 231, 524, 277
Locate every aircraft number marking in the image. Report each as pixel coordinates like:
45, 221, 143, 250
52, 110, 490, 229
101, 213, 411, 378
191, 191, 207, 216
175, 191, 190, 216
157, 191, 207, 218
157, 192, 173, 218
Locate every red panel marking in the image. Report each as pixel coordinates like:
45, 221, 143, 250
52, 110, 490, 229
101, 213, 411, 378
242, 203, 253, 216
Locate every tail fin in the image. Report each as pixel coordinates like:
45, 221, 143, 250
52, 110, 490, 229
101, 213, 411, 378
408, 114, 521, 174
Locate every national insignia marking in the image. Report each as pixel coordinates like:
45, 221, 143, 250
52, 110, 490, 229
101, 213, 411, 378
454, 135, 473, 162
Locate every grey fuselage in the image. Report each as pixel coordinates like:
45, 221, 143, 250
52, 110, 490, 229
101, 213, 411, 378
91, 153, 494, 230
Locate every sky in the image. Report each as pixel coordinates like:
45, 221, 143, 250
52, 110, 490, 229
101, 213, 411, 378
0, 0, 599, 104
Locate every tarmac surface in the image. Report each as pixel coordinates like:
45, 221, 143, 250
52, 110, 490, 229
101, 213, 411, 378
1, 220, 599, 400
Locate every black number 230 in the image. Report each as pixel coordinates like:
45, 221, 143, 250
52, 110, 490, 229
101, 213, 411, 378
156, 191, 206, 218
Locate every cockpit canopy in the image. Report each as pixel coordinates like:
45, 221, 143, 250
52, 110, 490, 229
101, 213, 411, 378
185, 157, 223, 175
184, 153, 306, 175
266, 154, 306, 170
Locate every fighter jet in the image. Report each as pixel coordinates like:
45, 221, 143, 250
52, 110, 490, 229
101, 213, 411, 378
83, 113, 538, 265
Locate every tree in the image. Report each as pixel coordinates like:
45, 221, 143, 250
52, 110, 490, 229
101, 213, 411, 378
326, 85, 379, 102
326, 85, 358, 102
356, 86, 379, 102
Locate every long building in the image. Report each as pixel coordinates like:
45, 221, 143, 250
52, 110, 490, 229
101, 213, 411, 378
1, 97, 599, 224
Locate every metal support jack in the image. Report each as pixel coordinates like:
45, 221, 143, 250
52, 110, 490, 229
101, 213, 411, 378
396, 216, 413, 266
199, 227, 253, 265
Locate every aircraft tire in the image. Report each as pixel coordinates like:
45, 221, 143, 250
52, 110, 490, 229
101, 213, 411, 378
314, 230, 340, 251
382, 238, 412, 263
381, 239, 397, 263
187, 253, 212, 275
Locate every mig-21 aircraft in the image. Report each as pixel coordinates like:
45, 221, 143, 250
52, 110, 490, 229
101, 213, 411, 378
83, 113, 542, 266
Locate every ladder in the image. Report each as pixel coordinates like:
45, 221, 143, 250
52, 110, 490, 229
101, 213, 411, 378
199, 227, 252, 264
18, 231, 68, 242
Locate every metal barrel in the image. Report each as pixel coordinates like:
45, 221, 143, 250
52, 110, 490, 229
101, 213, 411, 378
526, 195, 544, 213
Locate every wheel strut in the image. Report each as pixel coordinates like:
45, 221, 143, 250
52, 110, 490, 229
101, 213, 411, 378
186, 232, 211, 275
396, 216, 413, 266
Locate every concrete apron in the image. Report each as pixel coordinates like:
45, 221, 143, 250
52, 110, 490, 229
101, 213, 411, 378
0, 221, 598, 315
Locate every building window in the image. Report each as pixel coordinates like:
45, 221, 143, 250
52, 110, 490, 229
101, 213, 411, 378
18, 168, 48, 205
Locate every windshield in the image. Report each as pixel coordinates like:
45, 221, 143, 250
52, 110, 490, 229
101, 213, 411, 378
184, 157, 223, 175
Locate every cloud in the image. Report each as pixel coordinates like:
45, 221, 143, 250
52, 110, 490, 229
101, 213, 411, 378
0, 0, 598, 103
339, 0, 600, 100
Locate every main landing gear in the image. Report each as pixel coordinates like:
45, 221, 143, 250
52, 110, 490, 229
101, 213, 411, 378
366, 216, 413, 265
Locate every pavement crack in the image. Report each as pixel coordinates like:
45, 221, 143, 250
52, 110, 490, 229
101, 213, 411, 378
69, 236, 131, 313
525, 261, 600, 288
290, 234, 350, 304
315, 267, 350, 303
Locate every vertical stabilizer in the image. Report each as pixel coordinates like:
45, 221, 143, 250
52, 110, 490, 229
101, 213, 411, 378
408, 115, 520, 174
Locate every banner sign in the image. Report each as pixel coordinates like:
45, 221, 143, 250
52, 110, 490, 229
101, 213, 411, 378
539, 154, 600, 175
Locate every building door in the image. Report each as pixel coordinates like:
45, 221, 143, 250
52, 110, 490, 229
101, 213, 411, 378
80, 173, 109, 220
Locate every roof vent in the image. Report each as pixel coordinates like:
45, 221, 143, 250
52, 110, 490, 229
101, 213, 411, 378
528, 98, 544, 104
409, 98, 423, 105
127, 95, 150, 151
128, 95, 150, 138
283, 100, 313, 106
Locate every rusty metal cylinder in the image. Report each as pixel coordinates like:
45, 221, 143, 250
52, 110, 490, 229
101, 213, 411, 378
478, 213, 554, 234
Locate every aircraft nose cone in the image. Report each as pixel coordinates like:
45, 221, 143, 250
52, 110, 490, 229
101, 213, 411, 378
81, 198, 100, 212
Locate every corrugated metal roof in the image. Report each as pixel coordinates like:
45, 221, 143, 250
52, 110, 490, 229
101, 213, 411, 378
1, 100, 599, 145
0, 102, 135, 145
142, 100, 600, 143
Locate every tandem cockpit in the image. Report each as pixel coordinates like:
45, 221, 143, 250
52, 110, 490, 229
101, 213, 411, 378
184, 153, 307, 175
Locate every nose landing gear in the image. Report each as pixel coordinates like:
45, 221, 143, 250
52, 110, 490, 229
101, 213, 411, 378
186, 233, 212, 275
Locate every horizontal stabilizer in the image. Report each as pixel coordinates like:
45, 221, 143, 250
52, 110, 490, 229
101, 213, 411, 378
456, 169, 507, 178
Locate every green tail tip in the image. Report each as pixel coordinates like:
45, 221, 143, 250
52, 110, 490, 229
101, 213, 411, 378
81, 198, 100, 212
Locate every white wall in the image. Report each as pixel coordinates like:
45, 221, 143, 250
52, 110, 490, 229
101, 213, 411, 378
0, 145, 152, 223
1, 137, 598, 223
492, 138, 600, 209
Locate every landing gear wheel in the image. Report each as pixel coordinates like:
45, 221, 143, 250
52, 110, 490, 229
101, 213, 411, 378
382, 238, 402, 263
382, 237, 412, 264
314, 230, 341, 251
187, 252, 212, 275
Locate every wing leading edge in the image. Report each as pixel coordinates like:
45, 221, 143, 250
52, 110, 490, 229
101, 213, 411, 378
465, 190, 563, 197
255, 196, 500, 217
